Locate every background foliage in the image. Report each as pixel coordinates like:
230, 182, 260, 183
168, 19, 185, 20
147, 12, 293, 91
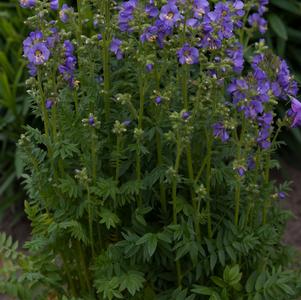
0, 0, 30, 223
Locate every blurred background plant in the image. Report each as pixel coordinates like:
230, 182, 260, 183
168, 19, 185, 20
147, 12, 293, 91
267, 0, 301, 164
0, 0, 31, 225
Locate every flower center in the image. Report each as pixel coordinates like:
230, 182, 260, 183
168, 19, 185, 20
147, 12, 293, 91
35, 50, 45, 63
195, 8, 205, 16
184, 51, 193, 64
148, 35, 157, 42
166, 12, 174, 20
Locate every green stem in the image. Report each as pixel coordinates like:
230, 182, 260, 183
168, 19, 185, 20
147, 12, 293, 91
136, 69, 145, 207
154, 63, 167, 213
156, 130, 167, 213
103, 0, 111, 122
91, 128, 97, 183
234, 116, 246, 226
76, 240, 93, 294
61, 251, 77, 297
86, 185, 95, 258
181, 65, 200, 238
262, 126, 281, 224
172, 135, 182, 287
115, 135, 121, 181
74, 90, 79, 115
234, 184, 241, 226
37, 70, 50, 139
206, 133, 213, 238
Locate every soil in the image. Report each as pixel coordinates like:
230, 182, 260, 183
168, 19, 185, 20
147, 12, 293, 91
0, 161, 300, 299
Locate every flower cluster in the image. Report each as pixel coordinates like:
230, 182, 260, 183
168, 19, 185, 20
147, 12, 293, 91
228, 48, 298, 149
58, 40, 77, 87
248, 0, 269, 33
118, 0, 138, 32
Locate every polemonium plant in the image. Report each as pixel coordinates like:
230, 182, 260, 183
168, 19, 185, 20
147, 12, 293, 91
1, 0, 301, 299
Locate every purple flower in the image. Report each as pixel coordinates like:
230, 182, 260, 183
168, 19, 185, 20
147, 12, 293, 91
140, 26, 158, 43
118, 0, 138, 32
64, 40, 74, 57
153, 19, 173, 47
19, 0, 35, 8
236, 167, 245, 177
290, 97, 301, 127
59, 4, 73, 23
58, 40, 77, 87
247, 156, 256, 170
258, 112, 273, 127
155, 96, 162, 105
213, 122, 229, 142
186, 18, 199, 28
89, 115, 95, 126
278, 192, 286, 200
146, 64, 154, 72
122, 120, 131, 126
248, 13, 267, 34
182, 111, 191, 120
228, 79, 248, 105
177, 43, 199, 65
145, 4, 159, 18
50, 0, 59, 10
27, 43, 50, 65
97, 34, 103, 41
159, 1, 182, 26
226, 43, 244, 73
193, 0, 210, 18
27, 63, 37, 76
257, 126, 271, 149
110, 38, 123, 60
276, 60, 298, 99
23, 31, 43, 57
45, 99, 54, 110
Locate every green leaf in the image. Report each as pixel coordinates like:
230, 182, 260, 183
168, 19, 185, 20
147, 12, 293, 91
209, 293, 221, 300
136, 233, 158, 257
119, 271, 146, 296
191, 285, 213, 296
246, 272, 257, 293
218, 249, 225, 266
99, 208, 120, 229
270, 0, 301, 15
210, 253, 217, 271
268, 14, 288, 40
211, 276, 227, 288
255, 273, 266, 292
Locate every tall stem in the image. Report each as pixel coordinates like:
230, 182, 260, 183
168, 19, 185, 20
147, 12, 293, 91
76, 240, 93, 294
262, 126, 282, 224
181, 65, 200, 238
172, 135, 182, 287
156, 130, 167, 213
103, 0, 111, 122
206, 133, 213, 238
154, 65, 167, 213
234, 116, 246, 226
136, 69, 145, 207
86, 185, 95, 258
60, 251, 77, 297
115, 135, 121, 181
91, 128, 97, 183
